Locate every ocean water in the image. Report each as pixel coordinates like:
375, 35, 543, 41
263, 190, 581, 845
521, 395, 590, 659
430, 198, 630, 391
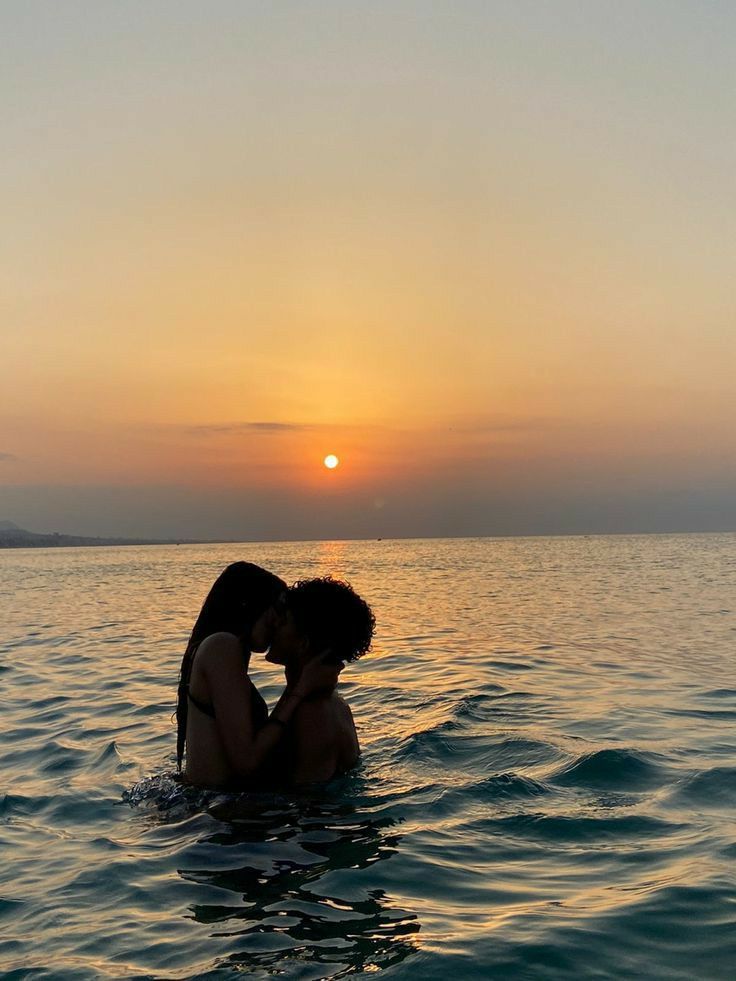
1, 535, 735, 980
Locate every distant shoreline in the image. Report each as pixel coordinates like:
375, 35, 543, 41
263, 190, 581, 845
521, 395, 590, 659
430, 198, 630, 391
1, 525, 734, 551
0, 526, 208, 549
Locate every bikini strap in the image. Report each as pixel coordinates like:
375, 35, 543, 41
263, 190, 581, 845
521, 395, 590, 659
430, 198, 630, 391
187, 688, 216, 719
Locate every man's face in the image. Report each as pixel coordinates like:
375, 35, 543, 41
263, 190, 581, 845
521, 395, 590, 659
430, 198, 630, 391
265, 609, 308, 668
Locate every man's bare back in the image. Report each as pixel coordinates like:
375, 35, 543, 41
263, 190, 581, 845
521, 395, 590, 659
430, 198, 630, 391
289, 693, 360, 784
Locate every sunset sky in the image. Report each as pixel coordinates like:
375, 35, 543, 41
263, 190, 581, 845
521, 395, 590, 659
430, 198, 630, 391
2, 2, 735, 540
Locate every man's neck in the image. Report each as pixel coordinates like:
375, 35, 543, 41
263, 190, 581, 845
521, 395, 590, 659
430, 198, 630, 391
302, 686, 337, 702
284, 666, 337, 701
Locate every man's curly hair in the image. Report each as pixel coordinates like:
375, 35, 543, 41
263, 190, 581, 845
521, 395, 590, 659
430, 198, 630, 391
286, 576, 375, 663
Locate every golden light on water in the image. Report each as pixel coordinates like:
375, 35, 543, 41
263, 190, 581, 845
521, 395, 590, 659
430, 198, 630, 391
324, 454, 340, 470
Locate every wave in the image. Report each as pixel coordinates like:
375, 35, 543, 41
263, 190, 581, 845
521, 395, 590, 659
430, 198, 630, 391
666, 707, 736, 722
671, 766, 736, 807
452, 690, 546, 723
396, 728, 564, 772
436, 773, 551, 809
550, 748, 667, 789
459, 811, 686, 844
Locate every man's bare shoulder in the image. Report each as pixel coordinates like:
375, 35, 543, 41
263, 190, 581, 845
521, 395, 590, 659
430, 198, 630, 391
292, 694, 353, 731
290, 693, 359, 783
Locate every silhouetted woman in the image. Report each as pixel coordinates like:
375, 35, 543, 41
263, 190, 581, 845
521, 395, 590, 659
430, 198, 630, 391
176, 562, 337, 788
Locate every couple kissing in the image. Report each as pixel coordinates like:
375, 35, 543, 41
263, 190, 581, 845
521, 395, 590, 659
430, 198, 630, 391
175, 562, 374, 789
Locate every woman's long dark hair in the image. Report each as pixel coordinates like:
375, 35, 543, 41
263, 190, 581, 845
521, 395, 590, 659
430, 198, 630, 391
175, 562, 286, 771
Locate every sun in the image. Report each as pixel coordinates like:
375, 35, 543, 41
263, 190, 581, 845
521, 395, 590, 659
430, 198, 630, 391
323, 454, 339, 470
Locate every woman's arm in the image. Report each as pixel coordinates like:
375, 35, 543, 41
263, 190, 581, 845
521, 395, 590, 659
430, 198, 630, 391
201, 634, 340, 780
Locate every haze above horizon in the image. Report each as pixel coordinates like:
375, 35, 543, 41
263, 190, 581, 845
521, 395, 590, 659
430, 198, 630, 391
2, 2, 735, 540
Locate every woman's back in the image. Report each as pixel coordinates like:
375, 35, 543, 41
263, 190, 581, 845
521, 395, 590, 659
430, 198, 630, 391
183, 633, 268, 788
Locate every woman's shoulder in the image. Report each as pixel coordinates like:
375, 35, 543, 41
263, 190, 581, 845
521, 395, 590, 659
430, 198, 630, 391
196, 631, 243, 660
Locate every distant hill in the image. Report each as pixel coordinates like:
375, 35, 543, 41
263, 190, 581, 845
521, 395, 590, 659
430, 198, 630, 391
0, 522, 201, 549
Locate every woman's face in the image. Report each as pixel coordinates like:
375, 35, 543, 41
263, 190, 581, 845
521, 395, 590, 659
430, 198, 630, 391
249, 605, 279, 653
249, 589, 295, 653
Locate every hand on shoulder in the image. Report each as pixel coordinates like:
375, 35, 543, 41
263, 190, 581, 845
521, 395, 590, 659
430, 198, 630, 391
294, 649, 344, 698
